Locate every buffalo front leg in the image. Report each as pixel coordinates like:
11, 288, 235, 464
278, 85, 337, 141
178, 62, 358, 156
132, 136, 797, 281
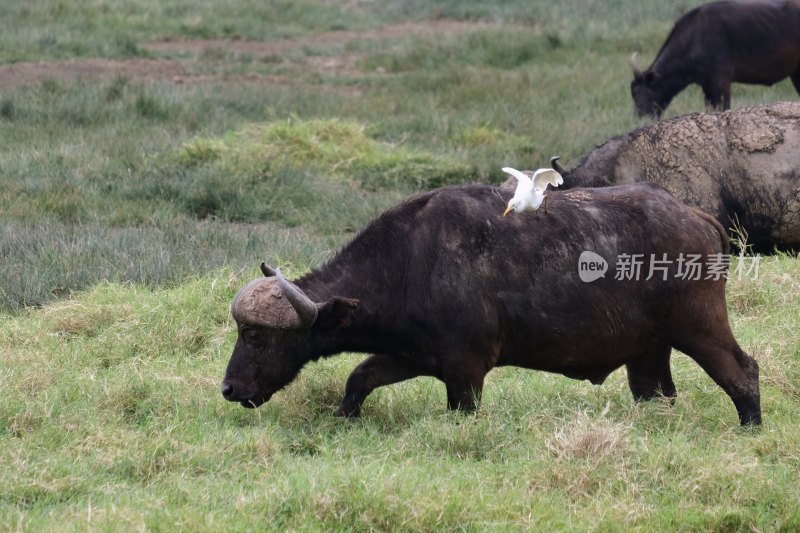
626, 343, 676, 402
443, 365, 487, 413
703, 78, 731, 111
791, 65, 800, 96
335, 354, 424, 418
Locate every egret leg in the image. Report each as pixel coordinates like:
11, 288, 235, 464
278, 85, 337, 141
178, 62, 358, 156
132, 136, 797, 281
543, 194, 549, 214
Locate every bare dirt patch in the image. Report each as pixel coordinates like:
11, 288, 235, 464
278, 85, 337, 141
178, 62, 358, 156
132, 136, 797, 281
0, 20, 490, 91
0, 58, 186, 91
143, 20, 491, 57
0, 57, 364, 95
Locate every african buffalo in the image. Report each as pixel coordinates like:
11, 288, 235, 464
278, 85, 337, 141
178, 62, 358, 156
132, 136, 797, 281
630, 0, 800, 117
222, 183, 761, 426
504, 103, 800, 253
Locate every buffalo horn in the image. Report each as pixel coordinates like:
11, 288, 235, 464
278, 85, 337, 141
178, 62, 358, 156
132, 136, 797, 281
260, 262, 277, 277
630, 52, 643, 77
274, 268, 318, 328
550, 156, 566, 175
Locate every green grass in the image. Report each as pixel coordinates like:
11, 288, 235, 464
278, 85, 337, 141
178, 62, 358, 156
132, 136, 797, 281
2, 0, 800, 529
170, 118, 477, 191
2, 258, 800, 530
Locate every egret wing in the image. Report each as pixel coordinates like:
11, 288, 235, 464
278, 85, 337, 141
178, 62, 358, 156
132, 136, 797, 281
501, 167, 532, 188
532, 168, 564, 192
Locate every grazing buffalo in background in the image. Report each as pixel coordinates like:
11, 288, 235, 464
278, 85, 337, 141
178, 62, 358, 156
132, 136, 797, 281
504, 103, 800, 253
630, 0, 800, 117
222, 183, 761, 426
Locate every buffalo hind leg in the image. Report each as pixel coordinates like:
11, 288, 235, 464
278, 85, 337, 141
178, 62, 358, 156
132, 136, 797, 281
626, 343, 676, 402
676, 337, 761, 426
443, 365, 487, 413
335, 353, 424, 418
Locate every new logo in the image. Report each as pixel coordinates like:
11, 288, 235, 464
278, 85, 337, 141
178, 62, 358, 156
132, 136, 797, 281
578, 251, 608, 282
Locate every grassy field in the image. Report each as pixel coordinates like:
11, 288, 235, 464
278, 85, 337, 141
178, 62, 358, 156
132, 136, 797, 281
2, 0, 799, 530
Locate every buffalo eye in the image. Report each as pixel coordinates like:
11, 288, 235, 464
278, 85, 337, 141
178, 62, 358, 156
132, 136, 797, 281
241, 328, 266, 348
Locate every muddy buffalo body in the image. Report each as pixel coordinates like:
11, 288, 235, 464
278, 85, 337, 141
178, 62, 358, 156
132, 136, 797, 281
630, 0, 800, 117
504, 103, 800, 253
222, 183, 761, 426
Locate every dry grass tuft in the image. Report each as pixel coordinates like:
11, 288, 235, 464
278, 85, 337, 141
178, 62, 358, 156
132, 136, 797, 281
534, 410, 634, 498
546, 411, 629, 462
6, 410, 42, 437
14, 369, 54, 395
42, 301, 131, 338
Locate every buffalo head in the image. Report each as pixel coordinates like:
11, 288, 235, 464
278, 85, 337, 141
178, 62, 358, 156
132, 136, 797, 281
630, 52, 665, 118
221, 262, 359, 408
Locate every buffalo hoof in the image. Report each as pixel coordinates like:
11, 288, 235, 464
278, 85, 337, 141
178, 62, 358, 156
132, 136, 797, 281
334, 403, 361, 418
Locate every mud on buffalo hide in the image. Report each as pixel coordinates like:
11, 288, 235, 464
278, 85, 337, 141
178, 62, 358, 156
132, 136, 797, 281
503, 103, 800, 252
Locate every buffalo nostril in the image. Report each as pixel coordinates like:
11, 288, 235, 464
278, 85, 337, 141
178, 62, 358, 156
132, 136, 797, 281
221, 381, 234, 398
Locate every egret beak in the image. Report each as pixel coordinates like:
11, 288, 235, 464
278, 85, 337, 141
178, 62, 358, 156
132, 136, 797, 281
502, 205, 513, 217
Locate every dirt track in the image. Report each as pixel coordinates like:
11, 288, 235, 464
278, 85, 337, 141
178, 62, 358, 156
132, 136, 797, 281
0, 20, 489, 90
0, 59, 186, 90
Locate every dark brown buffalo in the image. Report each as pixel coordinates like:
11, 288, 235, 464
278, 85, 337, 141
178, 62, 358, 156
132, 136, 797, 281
505, 103, 800, 253
221, 183, 761, 426
631, 0, 800, 117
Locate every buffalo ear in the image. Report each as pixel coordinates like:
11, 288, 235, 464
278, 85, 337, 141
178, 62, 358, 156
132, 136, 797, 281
315, 297, 360, 330
644, 71, 660, 85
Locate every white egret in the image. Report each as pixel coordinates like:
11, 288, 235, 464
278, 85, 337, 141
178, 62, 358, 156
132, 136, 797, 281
502, 166, 564, 216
